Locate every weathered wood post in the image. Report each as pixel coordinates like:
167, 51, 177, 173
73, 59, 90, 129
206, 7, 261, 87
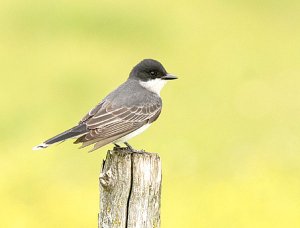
98, 148, 162, 228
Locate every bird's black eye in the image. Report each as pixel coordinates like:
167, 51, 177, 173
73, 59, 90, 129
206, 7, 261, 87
150, 71, 157, 76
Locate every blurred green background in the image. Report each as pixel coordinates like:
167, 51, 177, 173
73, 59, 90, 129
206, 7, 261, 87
1, 0, 300, 227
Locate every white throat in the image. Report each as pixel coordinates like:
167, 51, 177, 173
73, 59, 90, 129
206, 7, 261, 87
139, 78, 167, 95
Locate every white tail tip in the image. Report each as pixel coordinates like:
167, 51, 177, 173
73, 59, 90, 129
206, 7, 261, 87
32, 143, 49, 150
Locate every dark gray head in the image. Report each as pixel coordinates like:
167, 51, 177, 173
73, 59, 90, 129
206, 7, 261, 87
129, 59, 177, 82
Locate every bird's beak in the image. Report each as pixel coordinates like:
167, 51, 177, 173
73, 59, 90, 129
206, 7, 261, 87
161, 73, 178, 80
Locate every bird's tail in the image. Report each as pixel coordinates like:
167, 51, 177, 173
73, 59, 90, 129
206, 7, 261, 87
32, 124, 87, 150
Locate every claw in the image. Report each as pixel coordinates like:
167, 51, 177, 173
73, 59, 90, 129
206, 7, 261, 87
124, 142, 145, 153
113, 143, 121, 150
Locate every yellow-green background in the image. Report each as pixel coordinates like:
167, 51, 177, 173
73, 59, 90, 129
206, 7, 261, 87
1, 0, 300, 227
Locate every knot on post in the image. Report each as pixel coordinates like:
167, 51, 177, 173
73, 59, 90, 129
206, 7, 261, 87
99, 168, 115, 189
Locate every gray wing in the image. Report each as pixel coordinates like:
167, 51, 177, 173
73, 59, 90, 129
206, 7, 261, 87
74, 100, 162, 151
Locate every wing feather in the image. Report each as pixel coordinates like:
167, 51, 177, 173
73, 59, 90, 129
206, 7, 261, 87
74, 100, 161, 149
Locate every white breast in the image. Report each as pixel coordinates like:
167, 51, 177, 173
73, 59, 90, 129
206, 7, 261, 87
114, 124, 151, 144
139, 78, 167, 95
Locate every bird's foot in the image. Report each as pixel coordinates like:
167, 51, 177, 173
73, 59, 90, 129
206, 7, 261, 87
113, 143, 121, 150
124, 142, 145, 153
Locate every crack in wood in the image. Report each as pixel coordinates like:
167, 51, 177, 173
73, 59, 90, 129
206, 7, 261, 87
125, 153, 133, 228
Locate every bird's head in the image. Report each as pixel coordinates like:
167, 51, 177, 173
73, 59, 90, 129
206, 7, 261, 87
129, 59, 177, 94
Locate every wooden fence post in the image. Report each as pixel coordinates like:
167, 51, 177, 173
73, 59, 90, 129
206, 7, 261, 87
98, 148, 162, 228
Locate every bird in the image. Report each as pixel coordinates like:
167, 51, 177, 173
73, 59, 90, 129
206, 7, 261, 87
32, 59, 177, 152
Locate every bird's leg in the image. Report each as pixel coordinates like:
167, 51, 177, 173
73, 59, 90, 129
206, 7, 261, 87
124, 142, 145, 153
124, 142, 134, 151
113, 143, 121, 150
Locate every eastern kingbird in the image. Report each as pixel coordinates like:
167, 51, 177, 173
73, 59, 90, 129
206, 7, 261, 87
33, 59, 177, 152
